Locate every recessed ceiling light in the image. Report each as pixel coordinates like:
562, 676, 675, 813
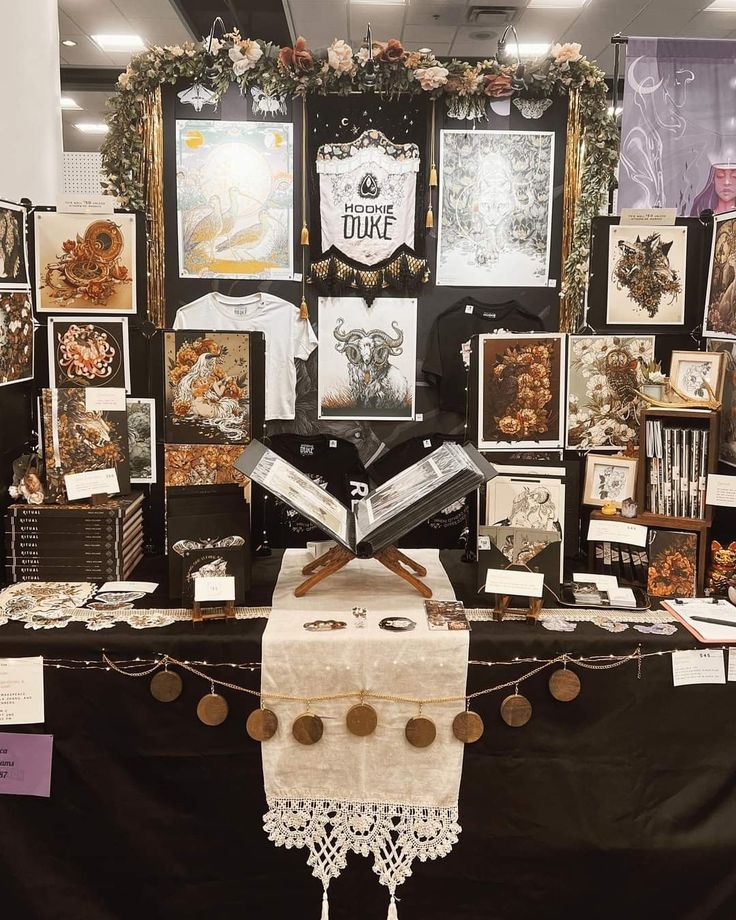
705, 1, 736, 10
61, 39, 77, 47
91, 34, 145, 52
75, 123, 109, 135
528, 0, 588, 8
60, 96, 82, 111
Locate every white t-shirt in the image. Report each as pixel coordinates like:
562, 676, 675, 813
173, 292, 318, 420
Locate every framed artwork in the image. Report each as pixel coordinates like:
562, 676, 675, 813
0, 199, 29, 288
669, 350, 726, 402
163, 331, 252, 444
175, 119, 293, 280
476, 333, 565, 450
0, 292, 33, 386
707, 339, 736, 465
164, 444, 249, 489
647, 530, 697, 598
436, 130, 554, 287
606, 226, 686, 324
126, 398, 156, 484
34, 211, 137, 313
582, 454, 638, 508
47, 317, 130, 391
704, 210, 736, 337
566, 335, 655, 450
318, 296, 416, 421
41, 387, 131, 502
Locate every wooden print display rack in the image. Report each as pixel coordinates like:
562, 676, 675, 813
295, 544, 432, 598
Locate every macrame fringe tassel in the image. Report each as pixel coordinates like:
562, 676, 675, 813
425, 206, 434, 229
320, 887, 329, 920
299, 297, 309, 321
301, 224, 310, 246
387, 893, 399, 920
428, 163, 438, 187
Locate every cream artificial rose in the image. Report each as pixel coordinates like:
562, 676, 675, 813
229, 39, 263, 76
328, 39, 353, 73
551, 42, 582, 63
414, 65, 449, 91
117, 70, 131, 89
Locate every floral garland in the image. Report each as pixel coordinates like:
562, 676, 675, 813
101, 34, 618, 327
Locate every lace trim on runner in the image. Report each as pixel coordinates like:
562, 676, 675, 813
264, 797, 460, 896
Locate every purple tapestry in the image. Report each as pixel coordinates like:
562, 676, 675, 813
619, 37, 736, 216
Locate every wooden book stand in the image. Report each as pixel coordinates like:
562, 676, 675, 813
493, 594, 543, 622
295, 544, 432, 598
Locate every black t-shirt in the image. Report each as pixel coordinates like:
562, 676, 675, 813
368, 434, 468, 549
266, 434, 370, 548
423, 298, 545, 415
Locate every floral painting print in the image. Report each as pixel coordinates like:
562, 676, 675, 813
477, 333, 565, 450
164, 445, 248, 488
48, 317, 130, 391
567, 336, 654, 449
164, 332, 251, 444
437, 130, 554, 287
0, 292, 33, 386
647, 531, 697, 598
0, 199, 28, 288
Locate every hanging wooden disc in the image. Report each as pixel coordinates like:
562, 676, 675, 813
500, 693, 532, 727
452, 709, 484, 743
246, 707, 279, 741
196, 692, 229, 726
548, 668, 581, 702
150, 670, 183, 703
292, 712, 323, 745
346, 702, 378, 737
405, 715, 436, 748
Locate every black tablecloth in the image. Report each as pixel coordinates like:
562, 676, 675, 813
1, 553, 735, 920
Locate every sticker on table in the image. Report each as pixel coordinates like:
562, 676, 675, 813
0, 732, 53, 797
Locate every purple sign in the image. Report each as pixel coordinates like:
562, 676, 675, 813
0, 732, 53, 797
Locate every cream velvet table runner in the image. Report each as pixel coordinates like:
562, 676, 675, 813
262, 549, 469, 918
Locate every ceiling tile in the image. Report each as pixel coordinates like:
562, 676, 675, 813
624, 8, 699, 34
516, 8, 583, 42
120, 17, 195, 45
349, 4, 406, 38
59, 0, 131, 34
405, 1, 468, 28
59, 10, 85, 37
56, 37, 115, 67
402, 23, 458, 44
685, 11, 736, 38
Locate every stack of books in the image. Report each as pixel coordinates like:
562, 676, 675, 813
4, 494, 144, 583
644, 419, 709, 518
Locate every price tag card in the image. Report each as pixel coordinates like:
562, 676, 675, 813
194, 576, 235, 603
706, 474, 736, 508
728, 648, 736, 682
619, 207, 677, 226
57, 194, 116, 214
0, 657, 44, 725
484, 568, 544, 598
587, 519, 648, 547
64, 468, 120, 501
100, 581, 158, 594
0, 732, 53, 797
672, 649, 726, 686
85, 388, 127, 412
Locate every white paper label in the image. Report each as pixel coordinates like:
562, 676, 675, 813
478, 535, 491, 550
619, 207, 677, 226
85, 388, 126, 412
572, 572, 619, 590
672, 649, 726, 687
329, 439, 337, 448
194, 576, 235, 603
728, 648, 736, 682
587, 519, 648, 547
415, 413, 423, 421
464, 304, 474, 314
423, 439, 432, 448
57, 193, 117, 214
484, 568, 544, 598
64, 467, 120, 501
706, 474, 736, 507
0, 657, 44, 725
100, 581, 158, 594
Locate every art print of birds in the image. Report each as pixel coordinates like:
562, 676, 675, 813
215, 210, 272, 260
185, 196, 223, 260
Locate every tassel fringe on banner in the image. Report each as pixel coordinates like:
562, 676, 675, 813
320, 885, 330, 919
387, 892, 399, 919
301, 224, 310, 246
425, 205, 434, 229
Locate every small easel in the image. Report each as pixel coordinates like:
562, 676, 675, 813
295, 544, 432, 598
493, 594, 544, 622
192, 599, 236, 624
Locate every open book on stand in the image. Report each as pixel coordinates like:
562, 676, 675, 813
236, 439, 496, 596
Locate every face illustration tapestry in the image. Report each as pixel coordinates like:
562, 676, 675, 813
164, 331, 251, 444
606, 226, 686, 324
476, 333, 565, 450
707, 338, 736, 465
47, 317, 131, 391
316, 129, 419, 265
176, 119, 293, 280
567, 335, 655, 450
436, 130, 554, 287
0, 292, 33, 386
618, 37, 736, 215
0, 199, 28, 289
34, 211, 136, 313
704, 211, 736, 337
318, 296, 416, 421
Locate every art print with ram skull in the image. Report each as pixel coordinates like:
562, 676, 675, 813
318, 296, 416, 421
